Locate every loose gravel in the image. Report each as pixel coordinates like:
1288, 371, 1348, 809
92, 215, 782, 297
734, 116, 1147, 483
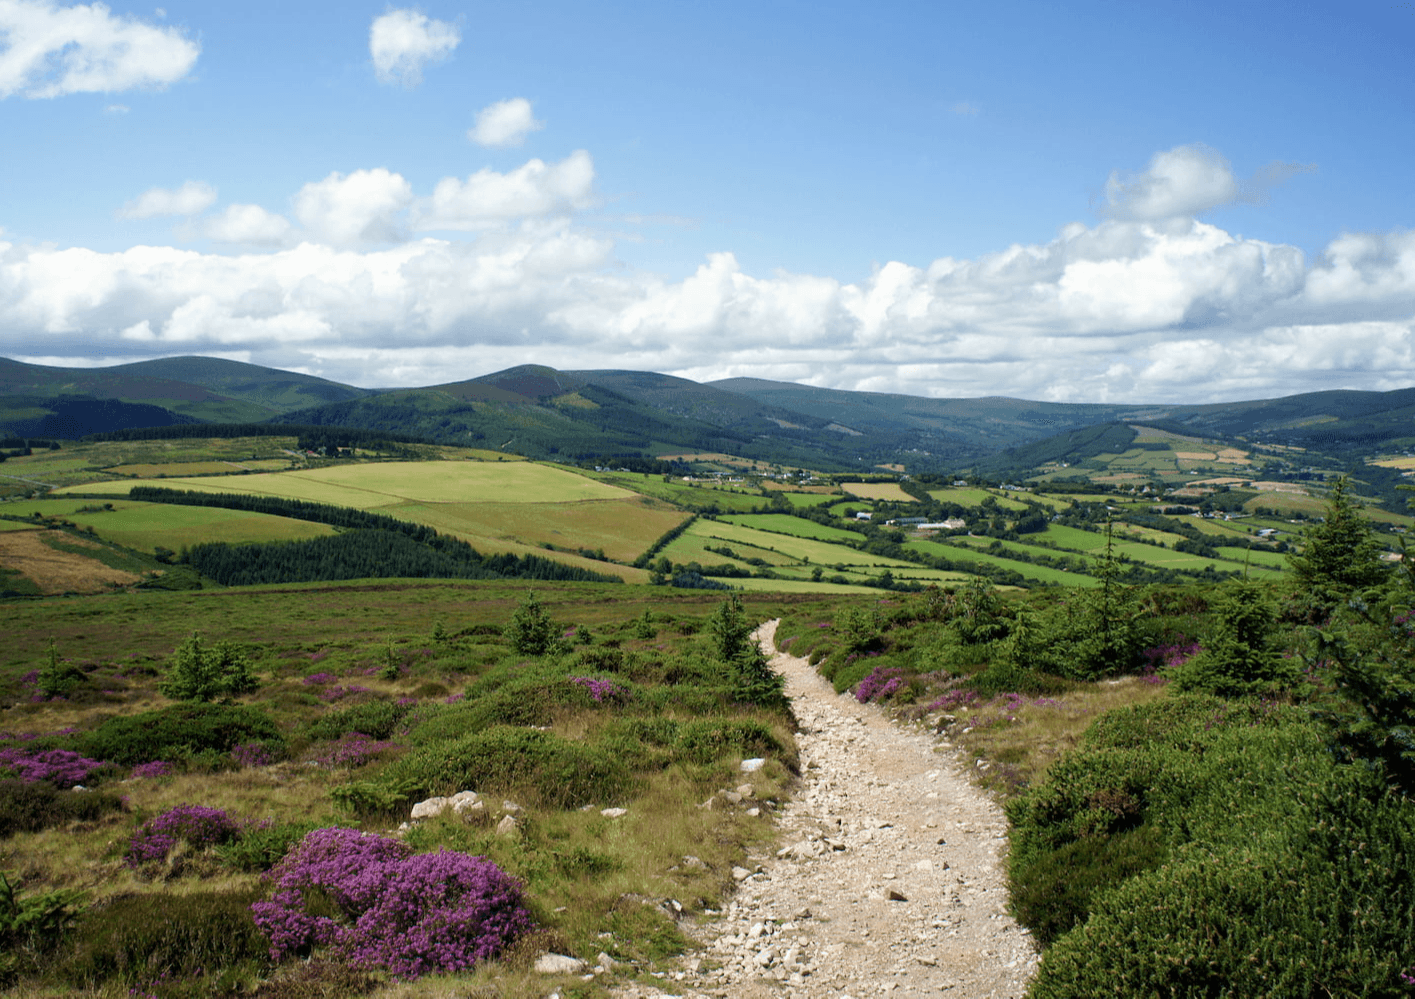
613, 619, 1038, 999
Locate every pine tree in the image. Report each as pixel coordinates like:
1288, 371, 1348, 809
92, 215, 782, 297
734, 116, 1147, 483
507, 591, 556, 656
1289, 476, 1389, 592
159, 633, 259, 701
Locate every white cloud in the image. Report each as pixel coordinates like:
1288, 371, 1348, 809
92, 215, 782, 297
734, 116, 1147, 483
369, 9, 458, 87
293, 168, 414, 245
1102, 143, 1239, 221
0, 0, 199, 99
116, 180, 216, 219
951, 101, 979, 116
2, 145, 1412, 403
469, 97, 543, 147
201, 204, 293, 245
416, 150, 595, 230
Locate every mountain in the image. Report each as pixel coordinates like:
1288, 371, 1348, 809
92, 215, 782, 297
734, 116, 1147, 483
4, 354, 1413, 471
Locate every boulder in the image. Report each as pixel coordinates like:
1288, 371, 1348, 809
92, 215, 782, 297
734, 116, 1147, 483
600, 807, 627, 818
534, 953, 586, 974
496, 814, 520, 838
410, 796, 449, 820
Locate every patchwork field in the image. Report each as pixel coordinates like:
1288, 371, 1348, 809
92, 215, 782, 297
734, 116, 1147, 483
719, 513, 868, 544
841, 481, 914, 502
0, 530, 146, 594
927, 487, 1031, 511
905, 538, 1100, 586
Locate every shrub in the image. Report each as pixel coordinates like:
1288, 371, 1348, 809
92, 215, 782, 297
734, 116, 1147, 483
377, 726, 631, 809
79, 703, 284, 767
159, 633, 259, 702
855, 665, 905, 703
1167, 580, 1300, 696
0, 780, 124, 838
506, 591, 556, 656
36, 639, 85, 699
126, 805, 240, 867
0, 747, 113, 787
215, 820, 323, 873
251, 827, 532, 980
62, 888, 268, 989
673, 718, 790, 769
0, 871, 85, 983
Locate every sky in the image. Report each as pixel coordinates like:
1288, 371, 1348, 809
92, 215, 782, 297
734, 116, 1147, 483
0, 0, 1413, 403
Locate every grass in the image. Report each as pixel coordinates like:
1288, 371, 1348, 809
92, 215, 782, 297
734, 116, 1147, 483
110, 459, 291, 476
1038, 525, 1283, 576
8, 498, 335, 553
904, 539, 1101, 587
840, 481, 915, 502
689, 519, 916, 569
718, 513, 867, 544
926, 487, 1031, 511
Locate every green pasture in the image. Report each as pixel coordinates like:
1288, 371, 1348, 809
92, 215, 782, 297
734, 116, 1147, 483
828, 500, 870, 517
1, 498, 334, 552
692, 519, 915, 569
732, 576, 880, 594
1216, 546, 1289, 569
926, 487, 1031, 511
658, 528, 791, 570
719, 513, 867, 544
577, 469, 770, 512
949, 535, 1095, 571
904, 539, 1099, 586
1040, 524, 1283, 576
0, 518, 39, 532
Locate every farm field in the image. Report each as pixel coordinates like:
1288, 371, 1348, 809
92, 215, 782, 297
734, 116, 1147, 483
927, 487, 1031, 511
387, 498, 687, 564
904, 539, 1100, 586
719, 513, 867, 544
7, 497, 335, 553
1039, 524, 1284, 577
1217, 546, 1289, 568
108, 459, 291, 477
841, 481, 914, 502
693, 519, 915, 569
574, 469, 770, 512
774, 490, 841, 508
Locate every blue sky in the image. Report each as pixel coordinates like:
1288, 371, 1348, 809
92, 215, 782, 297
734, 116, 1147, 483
1, 0, 1412, 402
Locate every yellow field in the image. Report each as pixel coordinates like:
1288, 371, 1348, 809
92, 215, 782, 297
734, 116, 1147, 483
841, 482, 914, 502
59, 460, 633, 505
109, 459, 291, 477
1372, 456, 1415, 470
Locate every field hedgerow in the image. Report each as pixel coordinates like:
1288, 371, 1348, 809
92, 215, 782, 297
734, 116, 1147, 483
251, 827, 532, 980
126, 804, 239, 866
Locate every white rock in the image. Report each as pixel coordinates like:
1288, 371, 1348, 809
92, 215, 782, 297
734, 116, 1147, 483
600, 807, 628, 818
740, 758, 766, 772
448, 790, 480, 805
454, 798, 487, 822
534, 953, 586, 974
410, 796, 449, 820
496, 814, 520, 837
731, 866, 752, 881
502, 800, 524, 816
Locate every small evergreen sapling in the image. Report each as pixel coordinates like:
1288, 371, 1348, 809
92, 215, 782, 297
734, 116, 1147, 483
158, 633, 259, 702
36, 639, 84, 699
506, 591, 556, 656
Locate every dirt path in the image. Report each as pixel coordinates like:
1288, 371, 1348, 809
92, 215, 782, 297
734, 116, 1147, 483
615, 620, 1037, 999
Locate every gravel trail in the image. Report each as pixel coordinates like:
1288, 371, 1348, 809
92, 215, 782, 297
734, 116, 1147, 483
615, 619, 1038, 999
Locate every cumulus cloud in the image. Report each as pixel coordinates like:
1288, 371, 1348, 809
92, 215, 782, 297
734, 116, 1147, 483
0, 0, 199, 99
116, 180, 216, 219
369, 9, 458, 87
416, 150, 595, 230
293, 168, 414, 245
1103, 143, 1317, 221
469, 97, 543, 147
2, 145, 1411, 403
201, 204, 293, 245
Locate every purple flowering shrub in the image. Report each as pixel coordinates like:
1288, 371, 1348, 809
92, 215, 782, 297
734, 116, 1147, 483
302, 671, 338, 686
126, 804, 240, 866
855, 665, 906, 703
130, 760, 173, 780
569, 676, 628, 703
928, 688, 981, 712
251, 827, 532, 979
231, 742, 277, 768
319, 684, 372, 703
0, 747, 111, 786
1141, 636, 1200, 684
313, 732, 398, 769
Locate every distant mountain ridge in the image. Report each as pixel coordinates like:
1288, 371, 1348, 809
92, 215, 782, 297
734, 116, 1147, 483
1, 355, 1411, 471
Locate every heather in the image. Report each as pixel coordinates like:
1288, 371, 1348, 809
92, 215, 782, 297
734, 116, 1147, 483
251, 827, 533, 979
0, 583, 810, 996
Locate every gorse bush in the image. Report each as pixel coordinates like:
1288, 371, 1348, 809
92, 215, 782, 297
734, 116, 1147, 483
251, 827, 532, 980
78, 703, 284, 767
